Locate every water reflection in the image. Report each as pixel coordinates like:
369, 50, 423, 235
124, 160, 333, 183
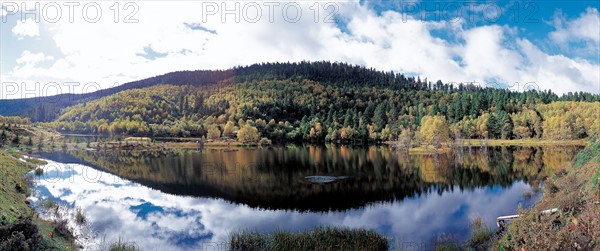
29, 145, 579, 250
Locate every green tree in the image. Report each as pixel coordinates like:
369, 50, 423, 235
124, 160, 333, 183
373, 103, 387, 131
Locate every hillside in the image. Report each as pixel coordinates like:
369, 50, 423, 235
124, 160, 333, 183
44, 62, 600, 144
2, 62, 598, 123
0, 69, 234, 121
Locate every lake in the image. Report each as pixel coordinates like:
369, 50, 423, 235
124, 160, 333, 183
27, 145, 579, 250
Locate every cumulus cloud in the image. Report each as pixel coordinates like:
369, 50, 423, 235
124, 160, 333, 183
16, 51, 53, 65
11, 18, 40, 38
517, 39, 600, 95
1, 1, 599, 96
549, 8, 600, 56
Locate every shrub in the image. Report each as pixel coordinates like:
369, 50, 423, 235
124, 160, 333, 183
75, 207, 86, 225
545, 179, 559, 194
557, 190, 584, 214
0, 217, 44, 250
53, 220, 70, 237
34, 168, 44, 176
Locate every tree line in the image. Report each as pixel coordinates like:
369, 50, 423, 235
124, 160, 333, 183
45, 62, 600, 145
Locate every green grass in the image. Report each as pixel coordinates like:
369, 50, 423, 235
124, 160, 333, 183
42, 199, 56, 209
0, 149, 73, 250
33, 218, 75, 250
463, 138, 589, 147
229, 226, 389, 251
25, 157, 48, 166
575, 141, 600, 167
464, 214, 496, 250
593, 163, 600, 188
466, 228, 496, 250
0, 151, 35, 218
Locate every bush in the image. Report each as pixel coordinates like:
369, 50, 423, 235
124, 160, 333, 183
545, 179, 559, 194
0, 217, 44, 251
75, 208, 86, 225
53, 220, 70, 237
34, 168, 44, 176
557, 190, 584, 214
14, 183, 25, 193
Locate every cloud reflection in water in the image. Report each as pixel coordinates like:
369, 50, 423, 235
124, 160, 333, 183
30, 159, 534, 250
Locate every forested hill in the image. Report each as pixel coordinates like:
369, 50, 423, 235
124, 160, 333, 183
2, 61, 598, 122
43, 62, 600, 144
0, 69, 234, 121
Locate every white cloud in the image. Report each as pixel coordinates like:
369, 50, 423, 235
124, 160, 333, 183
549, 8, 600, 56
517, 39, 600, 95
16, 51, 53, 65
11, 18, 40, 38
1, 1, 598, 96
32, 160, 535, 250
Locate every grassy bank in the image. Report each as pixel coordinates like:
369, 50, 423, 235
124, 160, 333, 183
385, 138, 589, 155
0, 150, 74, 250
229, 226, 389, 251
461, 138, 589, 147
496, 141, 600, 250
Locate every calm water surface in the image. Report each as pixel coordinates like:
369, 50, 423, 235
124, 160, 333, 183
28, 145, 579, 250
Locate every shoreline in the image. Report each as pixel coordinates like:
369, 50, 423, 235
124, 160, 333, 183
27, 137, 592, 155
0, 150, 75, 250
495, 141, 600, 249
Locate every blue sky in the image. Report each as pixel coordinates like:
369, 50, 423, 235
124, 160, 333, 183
364, 0, 598, 58
1, 0, 599, 98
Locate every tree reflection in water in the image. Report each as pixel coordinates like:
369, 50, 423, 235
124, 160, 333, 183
41, 145, 579, 212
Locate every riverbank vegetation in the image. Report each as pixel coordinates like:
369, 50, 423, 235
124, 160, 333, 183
496, 141, 600, 250
0, 150, 74, 250
229, 226, 388, 251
